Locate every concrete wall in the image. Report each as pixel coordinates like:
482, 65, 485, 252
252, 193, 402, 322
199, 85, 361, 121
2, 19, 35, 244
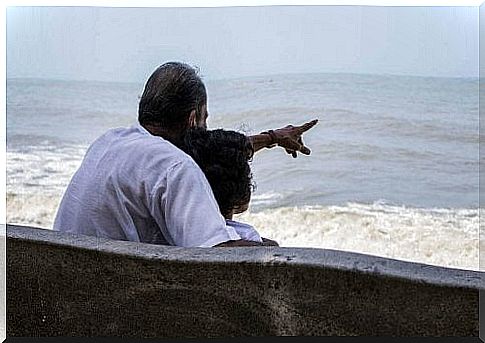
6, 224, 483, 337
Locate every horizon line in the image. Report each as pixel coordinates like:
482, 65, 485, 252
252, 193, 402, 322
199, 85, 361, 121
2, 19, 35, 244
6, 70, 479, 84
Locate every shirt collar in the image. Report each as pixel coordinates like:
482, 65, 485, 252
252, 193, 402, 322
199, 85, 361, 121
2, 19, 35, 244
134, 122, 151, 136
134, 122, 173, 145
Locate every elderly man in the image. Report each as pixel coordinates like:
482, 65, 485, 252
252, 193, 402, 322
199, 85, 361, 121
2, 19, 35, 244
53, 62, 318, 247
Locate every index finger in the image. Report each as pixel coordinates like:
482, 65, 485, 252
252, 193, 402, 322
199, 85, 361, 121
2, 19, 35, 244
296, 119, 318, 134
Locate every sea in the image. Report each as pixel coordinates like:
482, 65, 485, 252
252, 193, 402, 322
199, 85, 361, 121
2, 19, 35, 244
6, 72, 480, 270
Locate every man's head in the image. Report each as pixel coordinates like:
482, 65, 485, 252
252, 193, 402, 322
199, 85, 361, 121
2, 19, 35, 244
138, 62, 208, 135
180, 128, 255, 219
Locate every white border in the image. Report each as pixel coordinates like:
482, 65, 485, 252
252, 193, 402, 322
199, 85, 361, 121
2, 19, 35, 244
0, 1, 481, 341
1, 1, 6, 342
2, 0, 484, 7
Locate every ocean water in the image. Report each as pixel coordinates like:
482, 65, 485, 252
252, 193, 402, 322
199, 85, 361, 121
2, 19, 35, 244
6, 73, 479, 270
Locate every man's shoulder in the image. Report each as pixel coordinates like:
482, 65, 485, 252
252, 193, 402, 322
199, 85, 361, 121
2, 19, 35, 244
95, 124, 152, 143
93, 124, 184, 155
83, 124, 194, 173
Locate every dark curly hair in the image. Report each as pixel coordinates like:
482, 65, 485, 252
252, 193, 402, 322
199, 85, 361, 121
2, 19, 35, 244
180, 128, 255, 218
138, 62, 207, 129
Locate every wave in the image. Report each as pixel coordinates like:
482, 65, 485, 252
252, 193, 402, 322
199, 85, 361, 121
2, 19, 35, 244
7, 144, 86, 195
7, 192, 63, 229
7, 191, 479, 271
236, 201, 479, 271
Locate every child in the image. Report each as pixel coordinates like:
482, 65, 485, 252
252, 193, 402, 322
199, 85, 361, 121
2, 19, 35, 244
181, 128, 277, 245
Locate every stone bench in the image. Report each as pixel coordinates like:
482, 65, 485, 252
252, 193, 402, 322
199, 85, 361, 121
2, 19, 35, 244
6, 224, 483, 337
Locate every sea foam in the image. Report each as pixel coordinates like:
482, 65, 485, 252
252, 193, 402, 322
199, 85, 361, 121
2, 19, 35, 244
6, 192, 479, 270
236, 201, 479, 270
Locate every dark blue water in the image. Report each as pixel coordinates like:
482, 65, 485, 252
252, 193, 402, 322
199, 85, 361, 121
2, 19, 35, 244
7, 73, 479, 209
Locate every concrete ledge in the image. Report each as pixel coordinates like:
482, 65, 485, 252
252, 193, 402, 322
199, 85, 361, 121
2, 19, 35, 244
6, 224, 484, 337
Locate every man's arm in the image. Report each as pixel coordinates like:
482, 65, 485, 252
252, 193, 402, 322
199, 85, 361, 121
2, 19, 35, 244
153, 159, 242, 247
248, 132, 276, 153
261, 237, 279, 246
214, 238, 279, 247
248, 119, 318, 157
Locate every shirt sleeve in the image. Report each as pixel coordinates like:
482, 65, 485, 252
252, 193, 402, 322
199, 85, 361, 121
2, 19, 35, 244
150, 159, 241, 247
226, 220, 263, 243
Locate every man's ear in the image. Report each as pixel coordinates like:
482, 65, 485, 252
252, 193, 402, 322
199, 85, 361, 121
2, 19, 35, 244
188, 109, 197, 128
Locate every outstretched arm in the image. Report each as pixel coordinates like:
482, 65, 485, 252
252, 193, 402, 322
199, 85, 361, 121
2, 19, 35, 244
249, 119, 318, 158
248, 132, 276, 153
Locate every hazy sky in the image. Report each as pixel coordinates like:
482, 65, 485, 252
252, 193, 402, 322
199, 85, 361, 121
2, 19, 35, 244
6, 6, 478, 82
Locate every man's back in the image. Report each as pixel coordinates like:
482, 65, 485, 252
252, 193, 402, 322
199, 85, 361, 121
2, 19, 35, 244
53, 123, 241, 247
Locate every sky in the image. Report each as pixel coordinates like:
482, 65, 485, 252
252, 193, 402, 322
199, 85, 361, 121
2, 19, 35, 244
6, 5, 479, 82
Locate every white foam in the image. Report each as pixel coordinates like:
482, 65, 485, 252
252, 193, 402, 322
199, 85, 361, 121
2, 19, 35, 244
7, 193, 63, 229
6, 191, 479, 270
7, 144, 86, 195
250, 191, 284, 206
236, 202, 479, 270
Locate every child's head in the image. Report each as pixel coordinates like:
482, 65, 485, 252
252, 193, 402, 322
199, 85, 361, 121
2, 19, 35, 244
181, 128, 254, 219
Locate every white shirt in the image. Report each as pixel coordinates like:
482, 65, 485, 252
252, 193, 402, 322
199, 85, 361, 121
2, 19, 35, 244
226, 219, 262, 243
53, 123, 241, 247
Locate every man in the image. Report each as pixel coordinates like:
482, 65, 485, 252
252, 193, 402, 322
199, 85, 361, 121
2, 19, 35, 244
53, 62, 318, 247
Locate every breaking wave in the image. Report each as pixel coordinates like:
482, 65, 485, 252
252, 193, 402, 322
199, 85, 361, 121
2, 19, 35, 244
6, 192, 479, 270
